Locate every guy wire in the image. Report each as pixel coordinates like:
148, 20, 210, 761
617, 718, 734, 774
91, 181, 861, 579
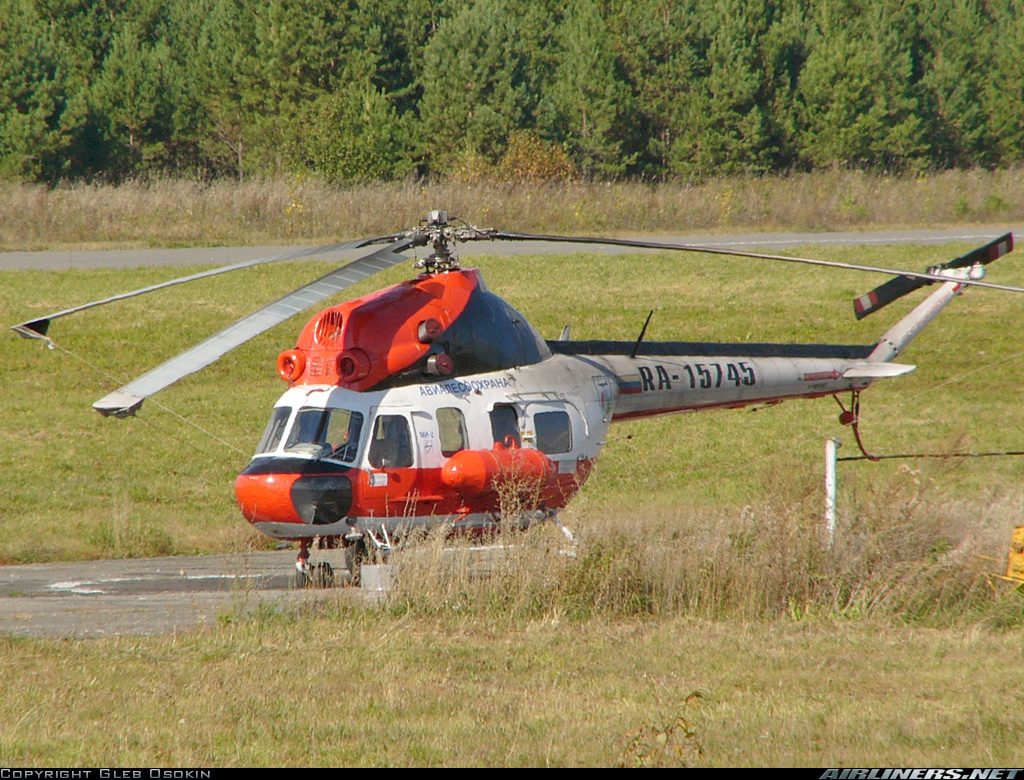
38, 335, 249, 458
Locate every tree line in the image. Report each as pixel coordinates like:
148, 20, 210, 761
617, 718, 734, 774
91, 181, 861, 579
3, 0, 1023, 185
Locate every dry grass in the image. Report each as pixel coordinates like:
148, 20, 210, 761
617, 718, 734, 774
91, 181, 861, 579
2, 169, 1024, 251
384, 463, 1023, 628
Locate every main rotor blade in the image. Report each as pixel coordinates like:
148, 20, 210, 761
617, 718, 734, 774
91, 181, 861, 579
92, 237, 417, 417
488, 231, 1024, 296
11, 233, 404, 340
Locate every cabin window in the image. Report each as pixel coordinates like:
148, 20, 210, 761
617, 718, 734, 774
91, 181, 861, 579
256, 406, 291, 454
490, 404, 520, 447
368, 414, 414, 469
283, 407, 364, 463
437, 407, 468, 457
535, 411, 572, 454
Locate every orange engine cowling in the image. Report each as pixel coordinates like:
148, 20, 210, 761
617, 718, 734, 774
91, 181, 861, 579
441, 443, 555, 498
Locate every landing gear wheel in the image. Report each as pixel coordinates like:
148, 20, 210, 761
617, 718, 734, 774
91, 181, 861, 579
345, 537, 366, 587
310, 562, 335, 589
293, 562, 334, 589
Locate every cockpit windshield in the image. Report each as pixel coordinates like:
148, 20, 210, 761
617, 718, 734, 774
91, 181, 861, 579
256, 406, 364, 463
256, 407, 291, 455
285, 407, 364, 462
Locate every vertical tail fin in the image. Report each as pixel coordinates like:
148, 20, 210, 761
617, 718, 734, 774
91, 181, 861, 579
869, 273, 970, 362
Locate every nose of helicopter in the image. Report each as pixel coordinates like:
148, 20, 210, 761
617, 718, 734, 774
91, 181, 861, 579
235, 458, 354, 532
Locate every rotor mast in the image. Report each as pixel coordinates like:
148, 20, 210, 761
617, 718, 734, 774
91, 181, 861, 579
411, 210, 496, 274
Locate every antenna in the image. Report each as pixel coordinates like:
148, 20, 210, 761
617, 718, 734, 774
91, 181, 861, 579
630, 311, 654, 359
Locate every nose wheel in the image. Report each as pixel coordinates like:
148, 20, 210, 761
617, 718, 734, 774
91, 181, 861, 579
293, 539, 336, 589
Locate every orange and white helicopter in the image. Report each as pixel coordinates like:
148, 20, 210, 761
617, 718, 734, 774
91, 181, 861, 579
12, 212, 1018, 586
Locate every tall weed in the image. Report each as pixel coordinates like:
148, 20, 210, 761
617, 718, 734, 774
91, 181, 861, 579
3, 169, 1024, 251
383, 468, 1019, 626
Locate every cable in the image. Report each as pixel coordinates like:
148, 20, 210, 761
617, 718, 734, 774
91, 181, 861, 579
638, 344, 1024, 494
839, 450, 1024, 463
36, 335, 249, 458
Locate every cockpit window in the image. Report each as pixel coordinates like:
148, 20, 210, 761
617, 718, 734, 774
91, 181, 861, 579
256, 407, 292, 454
282, 407, 364, 462
368, 414, 414, 469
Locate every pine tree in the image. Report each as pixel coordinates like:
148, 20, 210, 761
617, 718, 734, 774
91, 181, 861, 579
917, 0, 997, 167
91, 23, 180, 176
983, 0, 1024, 165
291, 80, 414, 184
665, 0, 779, 178
540, 0, 634, 178
0, 0, 95, 181
609, 0, 705, 179
794, 0, 927, 171
419, 0, 549, 175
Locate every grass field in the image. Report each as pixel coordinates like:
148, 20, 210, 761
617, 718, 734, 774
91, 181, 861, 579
2, 610, 1023, 766
2, 176, 1024, 765
5, 243, 1024, 566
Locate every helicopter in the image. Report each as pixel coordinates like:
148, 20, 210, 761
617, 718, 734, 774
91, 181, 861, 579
11, 211, 1019, 587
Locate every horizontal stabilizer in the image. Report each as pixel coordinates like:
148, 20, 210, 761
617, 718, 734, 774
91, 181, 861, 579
854, 233, 1013, 319
842, 362, 915, 379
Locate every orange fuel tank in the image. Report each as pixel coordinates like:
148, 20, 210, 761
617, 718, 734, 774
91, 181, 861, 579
440, 443, 555, 498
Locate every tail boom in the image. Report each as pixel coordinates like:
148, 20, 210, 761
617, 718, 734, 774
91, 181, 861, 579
550, 344, 912, 422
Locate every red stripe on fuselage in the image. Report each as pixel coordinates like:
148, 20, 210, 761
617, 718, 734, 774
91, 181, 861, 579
238, 459, 596, 529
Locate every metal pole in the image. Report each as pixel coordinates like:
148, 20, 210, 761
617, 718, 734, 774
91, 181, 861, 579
825, 438, 841, 549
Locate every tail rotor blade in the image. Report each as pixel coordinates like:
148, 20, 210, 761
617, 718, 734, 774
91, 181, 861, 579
853, 233, 1014, 319
944, 232, 1014, 270
853, 275, 925, 320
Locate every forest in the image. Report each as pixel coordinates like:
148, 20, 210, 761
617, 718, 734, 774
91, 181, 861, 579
2, 0, 1023, 185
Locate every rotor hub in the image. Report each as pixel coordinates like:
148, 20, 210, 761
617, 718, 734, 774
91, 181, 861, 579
409, 209, 496, 274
